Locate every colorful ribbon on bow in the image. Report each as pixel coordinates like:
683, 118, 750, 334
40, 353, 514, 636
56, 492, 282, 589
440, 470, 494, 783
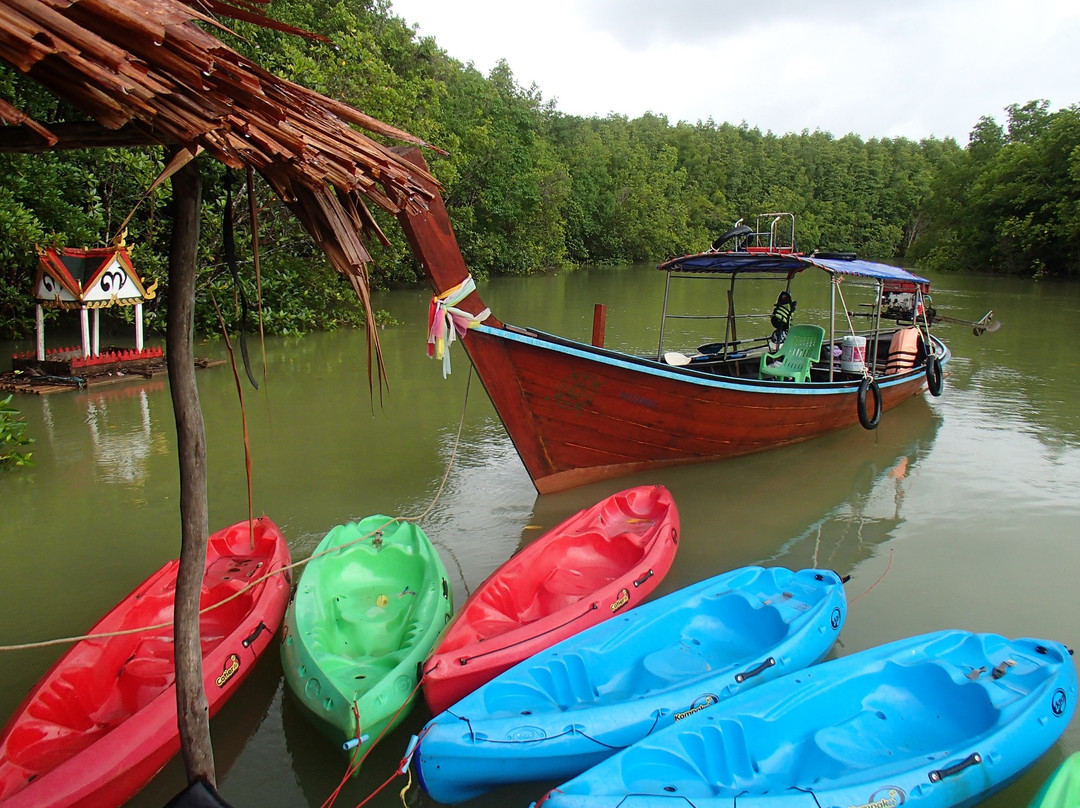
427, 275, 490, 378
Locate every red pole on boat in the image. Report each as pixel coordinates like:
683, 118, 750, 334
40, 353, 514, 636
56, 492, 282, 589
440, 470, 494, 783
592, 304, 607, 348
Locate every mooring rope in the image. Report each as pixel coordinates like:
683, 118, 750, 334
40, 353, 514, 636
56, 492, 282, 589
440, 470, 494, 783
0, 365, 477, 653
319, 682, 432, 808
848, 548, 895, 606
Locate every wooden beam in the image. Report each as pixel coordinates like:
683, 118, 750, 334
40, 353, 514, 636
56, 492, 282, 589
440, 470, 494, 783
0, 120, 175, 152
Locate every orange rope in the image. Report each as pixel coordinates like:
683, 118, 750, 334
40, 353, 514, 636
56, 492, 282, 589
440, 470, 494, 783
849, 548, 895, 605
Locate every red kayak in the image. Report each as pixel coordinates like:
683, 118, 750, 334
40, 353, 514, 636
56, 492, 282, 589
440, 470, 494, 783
423, 485, 679, 715
0, 517, 292, 808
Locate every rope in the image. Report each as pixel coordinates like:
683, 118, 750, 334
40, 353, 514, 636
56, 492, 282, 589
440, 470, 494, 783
319, 682, 430, 808
0, 363, 478, 653
455, 603, 599, 666
848, 548, 895, 606
210, 290, 256, 535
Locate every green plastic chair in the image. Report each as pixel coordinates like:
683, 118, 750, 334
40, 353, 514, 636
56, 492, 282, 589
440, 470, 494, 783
759, 324, 825, 383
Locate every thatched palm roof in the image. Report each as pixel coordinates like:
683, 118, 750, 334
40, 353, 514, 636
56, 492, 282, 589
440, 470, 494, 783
0, 0, 444, 380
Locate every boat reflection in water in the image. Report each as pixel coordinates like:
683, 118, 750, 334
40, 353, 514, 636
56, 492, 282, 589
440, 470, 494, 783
524, 395, 941, 598
763, 395, 943, 576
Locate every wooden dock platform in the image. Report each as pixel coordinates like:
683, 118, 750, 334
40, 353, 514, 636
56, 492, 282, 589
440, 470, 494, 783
2, 351, 225, 395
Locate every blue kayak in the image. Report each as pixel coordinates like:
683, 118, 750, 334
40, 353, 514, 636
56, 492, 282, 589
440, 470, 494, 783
533, 630, 1078, 808
414, 566, 847, 804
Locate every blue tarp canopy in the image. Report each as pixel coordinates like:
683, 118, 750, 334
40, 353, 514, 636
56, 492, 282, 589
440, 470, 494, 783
803, 256, 930, 289
658, 251, 930, 291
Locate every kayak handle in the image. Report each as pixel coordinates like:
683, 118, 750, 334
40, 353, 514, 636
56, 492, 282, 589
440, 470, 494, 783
929, 752, 982, 782
735, 656, 775, 683
633, 569, 654, 588
242, 621, 269, 648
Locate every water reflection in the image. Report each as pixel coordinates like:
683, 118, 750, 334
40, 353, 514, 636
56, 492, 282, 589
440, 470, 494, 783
770, 451, 912, 577
84, 386, 169, 485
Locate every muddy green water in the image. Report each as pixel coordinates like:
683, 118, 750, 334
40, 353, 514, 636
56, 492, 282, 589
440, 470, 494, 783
2, 266, 1079, 807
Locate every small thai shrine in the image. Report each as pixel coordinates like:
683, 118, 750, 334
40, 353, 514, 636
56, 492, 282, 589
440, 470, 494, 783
8, 237, 164, 388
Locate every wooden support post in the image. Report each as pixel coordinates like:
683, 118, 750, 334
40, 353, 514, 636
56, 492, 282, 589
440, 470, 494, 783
592, 303, 607, 348
166, 151, 216, 788
92, 308, 100, 357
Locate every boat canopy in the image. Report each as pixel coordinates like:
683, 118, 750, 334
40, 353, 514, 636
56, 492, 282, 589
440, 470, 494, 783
658, 251, 930, 292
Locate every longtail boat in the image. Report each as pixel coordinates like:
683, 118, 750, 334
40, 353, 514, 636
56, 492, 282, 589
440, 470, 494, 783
394, 151, 955, 494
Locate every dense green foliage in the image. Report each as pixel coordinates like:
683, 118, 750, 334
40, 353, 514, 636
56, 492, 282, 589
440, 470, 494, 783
1, 1, 1077, 340
0, 394, 32, 469
910, 101, 1080, 277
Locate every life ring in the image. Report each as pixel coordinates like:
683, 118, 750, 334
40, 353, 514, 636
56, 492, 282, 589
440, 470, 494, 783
857, 377, 881, 430
926, 355, 944, 397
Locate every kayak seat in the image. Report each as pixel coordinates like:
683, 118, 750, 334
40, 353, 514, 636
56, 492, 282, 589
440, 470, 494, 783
331, 587, 422, 658
640, 642, 712, 685
529, 532, 646, 617
690, 720, 759, 787
200, 591, 254, 646
534, 568, 598, 617
120, 637, 175, 681
810, 715, 894, 774
803, 663, 999, 775
117, 636, 176, 713
759, 325, 825, 383
528, 652, 599, 708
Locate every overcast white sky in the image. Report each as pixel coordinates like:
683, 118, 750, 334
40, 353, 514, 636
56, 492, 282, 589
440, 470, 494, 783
389, 0, 1079, 143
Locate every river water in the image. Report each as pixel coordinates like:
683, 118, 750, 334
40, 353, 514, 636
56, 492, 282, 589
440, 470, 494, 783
2, 266, 1079, 807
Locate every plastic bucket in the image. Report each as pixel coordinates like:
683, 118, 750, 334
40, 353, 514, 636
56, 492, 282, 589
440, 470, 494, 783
840, 335, 866, 373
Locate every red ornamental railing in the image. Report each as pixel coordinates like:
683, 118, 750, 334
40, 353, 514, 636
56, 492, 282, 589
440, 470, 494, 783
11, 346, 164, 365
71, 346, 164, 368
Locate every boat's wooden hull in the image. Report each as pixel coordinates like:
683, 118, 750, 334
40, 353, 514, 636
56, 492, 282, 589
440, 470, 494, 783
415, 566, 846, 804
280, 516, 452, 768
462, 324, 944, 493
534, 630, 1078, 808
0, 518, 292, 808
422, 485, 680, 715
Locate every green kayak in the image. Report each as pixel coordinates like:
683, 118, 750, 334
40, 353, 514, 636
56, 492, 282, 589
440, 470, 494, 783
281, 516, 452, 767
1030, 752, 1080, 808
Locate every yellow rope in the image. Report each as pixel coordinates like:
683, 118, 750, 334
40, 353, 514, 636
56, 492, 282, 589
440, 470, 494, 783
0, 366, 476, 653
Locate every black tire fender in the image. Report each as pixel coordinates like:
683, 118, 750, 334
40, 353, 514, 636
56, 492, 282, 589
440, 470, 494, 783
926, 355, 944, 397
857, 377, 882, 430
